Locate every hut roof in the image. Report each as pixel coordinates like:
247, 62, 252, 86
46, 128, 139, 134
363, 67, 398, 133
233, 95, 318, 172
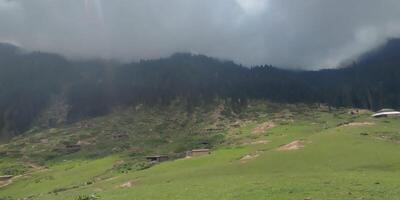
377, 108, 396, 113
191, 149, 210, 152
372, 110, 400, 117
145, 155, 168, 158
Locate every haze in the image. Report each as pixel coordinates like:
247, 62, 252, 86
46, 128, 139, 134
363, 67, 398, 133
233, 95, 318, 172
1, 0, 400, 68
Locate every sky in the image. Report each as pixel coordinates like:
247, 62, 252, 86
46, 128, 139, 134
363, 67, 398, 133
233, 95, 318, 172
1, 0, 400, 69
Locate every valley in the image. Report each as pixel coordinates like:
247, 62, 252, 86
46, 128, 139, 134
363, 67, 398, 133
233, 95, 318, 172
0, 101, 399, 200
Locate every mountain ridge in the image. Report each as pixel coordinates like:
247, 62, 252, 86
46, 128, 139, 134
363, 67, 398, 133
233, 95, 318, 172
0, 39, 399, 137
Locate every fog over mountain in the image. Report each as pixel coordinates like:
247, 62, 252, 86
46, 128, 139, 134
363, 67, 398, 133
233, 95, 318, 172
1, 0, 400, 68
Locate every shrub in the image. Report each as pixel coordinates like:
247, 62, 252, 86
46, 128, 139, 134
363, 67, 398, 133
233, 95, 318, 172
75, 194, 100, 200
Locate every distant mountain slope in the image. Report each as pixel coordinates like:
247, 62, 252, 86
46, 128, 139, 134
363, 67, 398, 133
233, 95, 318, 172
2, 101, 400, 200
357, 38, 400, 65
0, 40, 399, 137
0, 44, 74, 138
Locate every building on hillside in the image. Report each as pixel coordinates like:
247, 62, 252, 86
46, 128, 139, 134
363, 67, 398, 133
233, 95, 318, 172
372, 109, 400, 118
145, 155, 169, 163
0, 175, 13, 181
186, 149, 211, 157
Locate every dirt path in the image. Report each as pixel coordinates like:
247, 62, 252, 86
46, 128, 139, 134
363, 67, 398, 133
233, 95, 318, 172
0, 162, 49, 189
0, 179, 13, 188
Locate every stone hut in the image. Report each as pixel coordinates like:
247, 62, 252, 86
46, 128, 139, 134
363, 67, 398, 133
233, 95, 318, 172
0, 175, 13, 181
372, 109, 400, 118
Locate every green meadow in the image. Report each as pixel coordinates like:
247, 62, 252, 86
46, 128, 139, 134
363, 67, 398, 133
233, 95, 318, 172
1, 102, 400, 200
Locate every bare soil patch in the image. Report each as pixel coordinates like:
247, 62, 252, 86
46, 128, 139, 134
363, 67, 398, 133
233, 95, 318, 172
343, 122, 375, 127
277, 140, 305, 151
240, 154, 259, 163
119, 180, 137, 188
250, 140, 269, 145
76, 137, 96, 146
348, 109, 370, 115
211, 104, 225, 121
101, 175, 120, 182
252, 122, 276, 134
243, 140, 270, 145
0, 179, 12, 188
40, 139, 49, 144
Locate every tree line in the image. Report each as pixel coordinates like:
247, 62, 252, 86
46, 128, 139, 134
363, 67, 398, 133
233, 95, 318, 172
0, 39, 399, 137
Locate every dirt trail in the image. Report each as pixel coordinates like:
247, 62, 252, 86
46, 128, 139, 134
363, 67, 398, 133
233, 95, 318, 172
0, 162, 49, 189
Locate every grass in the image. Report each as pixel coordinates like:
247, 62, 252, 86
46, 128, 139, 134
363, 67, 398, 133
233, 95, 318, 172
0, 102, 400, 199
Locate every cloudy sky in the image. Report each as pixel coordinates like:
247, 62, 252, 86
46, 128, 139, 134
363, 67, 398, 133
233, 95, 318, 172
1, 0, 400, 68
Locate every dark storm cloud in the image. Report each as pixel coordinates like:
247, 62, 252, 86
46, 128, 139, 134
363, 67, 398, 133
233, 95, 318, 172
1, 0, 400, 68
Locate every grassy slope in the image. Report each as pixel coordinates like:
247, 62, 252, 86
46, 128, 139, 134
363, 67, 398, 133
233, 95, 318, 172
1, 102, 400, 200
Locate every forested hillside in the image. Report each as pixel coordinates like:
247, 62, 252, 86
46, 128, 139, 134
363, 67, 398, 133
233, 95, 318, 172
0, 39, 399, 137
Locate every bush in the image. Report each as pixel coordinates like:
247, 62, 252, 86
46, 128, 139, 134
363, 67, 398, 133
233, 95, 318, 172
75, 194, 100, 200
114, 160, 153, 173
1, 164, 28, 176
0, 197, 14, 200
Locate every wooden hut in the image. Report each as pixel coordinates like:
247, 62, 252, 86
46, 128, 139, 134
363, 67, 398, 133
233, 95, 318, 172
145, 155, 169, 163
186, 149, 211, 157
0, 175, 13, 181
372, 109, 400, 118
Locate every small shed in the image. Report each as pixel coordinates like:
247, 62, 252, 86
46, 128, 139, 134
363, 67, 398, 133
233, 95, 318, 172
372, 109, 400, 118
186, 149, 211, 157
145, 155, 169, 163
0, 175, 13, 181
